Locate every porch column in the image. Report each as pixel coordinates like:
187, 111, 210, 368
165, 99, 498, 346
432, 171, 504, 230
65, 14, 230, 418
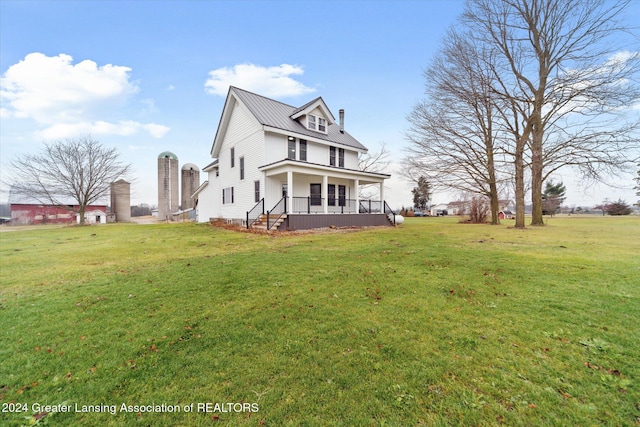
380, 182, 385, 208
322, 175, 328, 214
287, 170, 293, 213
354, 179, 359, 214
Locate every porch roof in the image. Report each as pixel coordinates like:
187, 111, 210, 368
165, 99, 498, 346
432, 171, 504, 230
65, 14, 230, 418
258, 159, 390, 184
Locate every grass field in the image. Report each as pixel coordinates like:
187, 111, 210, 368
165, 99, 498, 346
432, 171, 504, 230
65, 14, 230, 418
1, 216, 638, 426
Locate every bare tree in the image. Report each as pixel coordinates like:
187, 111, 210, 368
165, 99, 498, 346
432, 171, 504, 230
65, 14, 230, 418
405, 30, 507, 225
358, 142, 391, 199
359, 141, 391, 173
8, 136, 131, 225
464, 0, 640, 226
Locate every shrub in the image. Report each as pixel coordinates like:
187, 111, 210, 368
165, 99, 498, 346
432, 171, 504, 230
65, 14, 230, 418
468, 196, 489, 223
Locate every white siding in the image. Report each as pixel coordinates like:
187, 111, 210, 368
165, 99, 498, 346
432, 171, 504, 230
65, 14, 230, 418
265, 132, 287, 164
344, 150, 359, 169
306, 140, 327, 165
216, 100, 265, 220
195, 174, 220, 222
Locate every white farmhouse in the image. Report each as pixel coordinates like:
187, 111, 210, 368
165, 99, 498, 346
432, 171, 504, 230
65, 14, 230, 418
194, 87, 393, 230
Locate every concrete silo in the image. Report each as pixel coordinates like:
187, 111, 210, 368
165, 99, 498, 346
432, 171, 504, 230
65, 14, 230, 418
158, 151, 179, 221
110, 179, 131, 222
181, 163, 200, 211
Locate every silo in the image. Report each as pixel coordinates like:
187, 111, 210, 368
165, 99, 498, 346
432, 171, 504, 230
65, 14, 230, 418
110, 179, 131, 222
157, 152, 179, 221
181, 163, 200, 210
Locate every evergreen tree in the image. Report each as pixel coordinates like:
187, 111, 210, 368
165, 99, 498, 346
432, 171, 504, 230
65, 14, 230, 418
542, 181, 566, 216
412, 176, 431, 211
606, 199, 632, 216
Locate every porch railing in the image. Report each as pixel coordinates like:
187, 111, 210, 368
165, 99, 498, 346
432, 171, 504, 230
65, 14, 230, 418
291, 196, 326, 214
246, 198, 264, 229
359, 200, 382, 213
384, 201, 397, 225
267, 196, 287, 230
290, 197, 386, 214
327, 199, 356, 214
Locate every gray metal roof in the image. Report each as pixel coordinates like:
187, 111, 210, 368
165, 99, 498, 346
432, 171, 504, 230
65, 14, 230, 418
230, 87, 368, 152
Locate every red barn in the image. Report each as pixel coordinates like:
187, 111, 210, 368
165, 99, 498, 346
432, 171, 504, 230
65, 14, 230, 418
9, 191, 107, 225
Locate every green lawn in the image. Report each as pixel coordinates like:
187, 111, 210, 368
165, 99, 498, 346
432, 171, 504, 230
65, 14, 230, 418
1, 216, 638, 426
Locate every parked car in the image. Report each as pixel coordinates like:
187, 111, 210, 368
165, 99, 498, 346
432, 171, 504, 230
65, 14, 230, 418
436, 209, 448, 216
413, 211, 427, 217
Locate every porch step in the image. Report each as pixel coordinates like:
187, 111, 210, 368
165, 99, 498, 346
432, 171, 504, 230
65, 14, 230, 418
250, 214, 287, 231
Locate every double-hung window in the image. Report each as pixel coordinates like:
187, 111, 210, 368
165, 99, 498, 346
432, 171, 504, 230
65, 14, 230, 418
338, 148, 345, 168
230, 147, 235, 168
330, 146, 336, 166
222, 187, 234, 204
328, 184, 336, 206
239, 156, 245, 180
288, 137, 296, 159
254, 181, 260, 203
318, 117, 326, 132
310, 184, 322, 206
299, 139, 307, 161
308, 115, 327, 133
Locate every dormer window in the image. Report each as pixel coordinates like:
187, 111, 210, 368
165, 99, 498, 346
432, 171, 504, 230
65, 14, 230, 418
318, 117, 326, 132
307, 114, 327, 133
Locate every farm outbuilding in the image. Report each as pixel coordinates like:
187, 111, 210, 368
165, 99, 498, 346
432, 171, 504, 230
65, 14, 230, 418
158, 151, 179, 221
499, 210, 514, 219
10, 202, 107, 225
9, 188, 107, 225
181, 163, 200, 211
110, 179, 131, 222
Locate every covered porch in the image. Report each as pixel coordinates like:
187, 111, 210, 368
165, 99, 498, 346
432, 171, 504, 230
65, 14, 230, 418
250, 159, 392, 230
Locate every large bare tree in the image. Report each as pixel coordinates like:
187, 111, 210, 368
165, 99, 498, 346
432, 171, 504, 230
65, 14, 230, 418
405, 30, 507, 224
464, 0, 640, 225
358, 142, 391, 200
9, 136, 131, 225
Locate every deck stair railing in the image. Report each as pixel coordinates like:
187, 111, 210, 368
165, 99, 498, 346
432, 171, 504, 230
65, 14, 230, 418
246, 198, 264, 229
267, 197, 287, 230
384, 201, 396, 225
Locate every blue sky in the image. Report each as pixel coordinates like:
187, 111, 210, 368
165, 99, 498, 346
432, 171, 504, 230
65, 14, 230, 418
1, 0, 638, 209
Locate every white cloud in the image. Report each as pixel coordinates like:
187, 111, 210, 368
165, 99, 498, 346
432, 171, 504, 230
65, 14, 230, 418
205, 63, 316, 98
39, 120, 170, 140
0, 52, 169, 139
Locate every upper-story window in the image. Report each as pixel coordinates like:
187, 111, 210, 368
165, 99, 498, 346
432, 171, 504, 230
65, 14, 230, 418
307, 114, 327, 133
239, 156, 245, 180
329, 146, 345, 168
230, 147, 235, 168
318, 117, 326, 132
288, 137, 296, 159
299, 140, 307, 161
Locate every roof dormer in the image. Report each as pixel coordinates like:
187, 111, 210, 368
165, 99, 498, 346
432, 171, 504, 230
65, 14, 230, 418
290, 97, 335, 134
